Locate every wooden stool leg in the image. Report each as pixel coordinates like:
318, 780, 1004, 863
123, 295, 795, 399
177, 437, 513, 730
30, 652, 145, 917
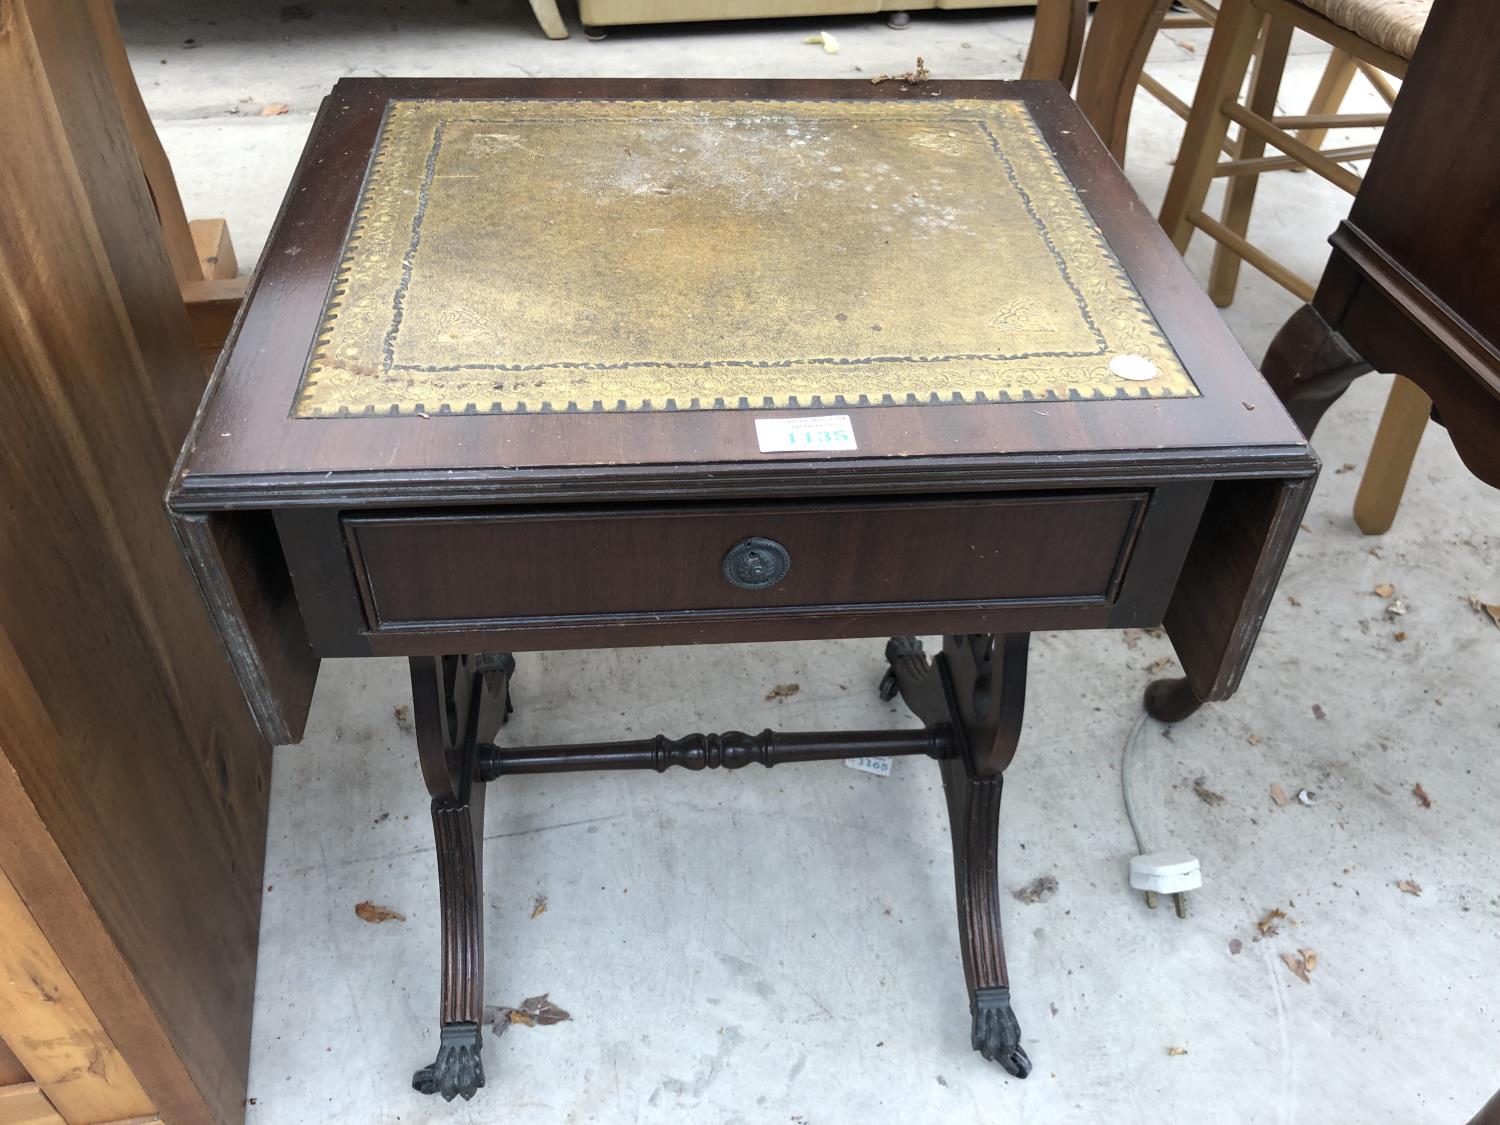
1069, 0, 1172, 163
527, 0, 568, 38
1353, 375, 1430, 535
1159, 0, 1262, 251
410, 654, 514, 1102
1022, 0, 1089, 86
1208, 16, 1292, 307
1296, 50, 1359, 154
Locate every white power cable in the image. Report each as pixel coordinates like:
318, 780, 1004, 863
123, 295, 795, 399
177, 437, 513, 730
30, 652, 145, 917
1120, 708, 1202, 918
1120, 709, 1153, 855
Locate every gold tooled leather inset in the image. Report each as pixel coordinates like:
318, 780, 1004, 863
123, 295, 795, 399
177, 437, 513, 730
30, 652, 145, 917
294, 98, 1198, 417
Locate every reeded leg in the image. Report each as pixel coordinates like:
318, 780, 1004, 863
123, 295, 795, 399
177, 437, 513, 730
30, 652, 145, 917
882, 634, 1032, 1077
942, 634, 1031, 1077
410, 653, 513, 1101
1261, 304, 1373, 437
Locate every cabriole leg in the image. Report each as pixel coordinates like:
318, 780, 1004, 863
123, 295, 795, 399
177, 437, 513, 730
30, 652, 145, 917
1260, 303, 1373, 437
409, 653, 513, 1102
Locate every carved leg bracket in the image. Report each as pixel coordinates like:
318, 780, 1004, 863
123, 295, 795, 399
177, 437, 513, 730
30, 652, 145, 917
400, 639, 1035, 1098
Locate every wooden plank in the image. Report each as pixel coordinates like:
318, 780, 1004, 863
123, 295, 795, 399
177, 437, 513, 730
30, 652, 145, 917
0, 868, 155, 1123
0, 1085, 64, 1125
0, 1, 273, 1121
171, 511, 319, 746
181, 276, 248, 370
85, 0, 200, 287
1164, 475, 1316, 701
0, 1041, 28, 1089
188, 218, 239, 281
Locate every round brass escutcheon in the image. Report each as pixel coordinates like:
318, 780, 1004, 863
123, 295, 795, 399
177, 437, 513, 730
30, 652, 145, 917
722, 537, 791, 590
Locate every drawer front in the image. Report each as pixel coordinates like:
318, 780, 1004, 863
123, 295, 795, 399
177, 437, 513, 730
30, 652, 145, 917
344, 492, 1149, 630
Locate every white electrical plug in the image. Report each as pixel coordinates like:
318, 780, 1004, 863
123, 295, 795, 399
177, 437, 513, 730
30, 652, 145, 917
1129, 850, 1202, 918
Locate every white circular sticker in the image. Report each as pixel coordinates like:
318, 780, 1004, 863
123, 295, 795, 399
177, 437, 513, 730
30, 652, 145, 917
1109, 354, 1158, 382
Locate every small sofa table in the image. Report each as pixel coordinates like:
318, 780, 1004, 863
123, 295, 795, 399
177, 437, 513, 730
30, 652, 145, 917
168, 77, 1317, 1101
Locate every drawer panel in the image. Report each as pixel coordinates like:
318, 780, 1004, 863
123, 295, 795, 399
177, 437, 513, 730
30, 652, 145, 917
344, 492, 1149, 630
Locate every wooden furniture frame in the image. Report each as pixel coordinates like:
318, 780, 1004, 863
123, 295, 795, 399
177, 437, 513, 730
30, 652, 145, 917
2, 1, 272, 1121
167, 76, 1316, 1101
1026, 0, 1423, 532
1138, 1, 1386, 307
89, 0, 247, 371
1158, 0, 1408, 304
1253, 0, 1499, 506
1154, 0, 1429, 532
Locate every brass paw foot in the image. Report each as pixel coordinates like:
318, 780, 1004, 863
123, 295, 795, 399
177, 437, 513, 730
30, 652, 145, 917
972, 987, 1031, 1078
412, 1022, 485, 1101
878, 636, 947, 724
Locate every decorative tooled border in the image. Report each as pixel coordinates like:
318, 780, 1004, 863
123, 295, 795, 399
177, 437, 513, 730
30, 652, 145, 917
293, 98, 1197, 417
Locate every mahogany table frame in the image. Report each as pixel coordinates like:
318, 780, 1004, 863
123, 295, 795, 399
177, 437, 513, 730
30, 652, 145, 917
168, 76, 1316, 1102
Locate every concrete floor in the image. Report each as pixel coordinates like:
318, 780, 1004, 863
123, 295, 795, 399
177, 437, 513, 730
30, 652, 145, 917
119, 3, 1500, 1121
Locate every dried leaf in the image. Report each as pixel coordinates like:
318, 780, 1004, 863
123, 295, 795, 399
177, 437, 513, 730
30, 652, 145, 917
1413, 782, 1432, 808
1392, 631, 1407, 642
1485, 603, 1500, 628
1229, 938, 1243, 955
1300, 948, 1318, 973
530, 894, 548, 919
766, 682, 801, 701
1256, 907, 1286, 935
1167, 1046, 1188, 1056
260, 102, 290, 116
1280, 951, 1312, 984
1013, 875, 1058, 904
1192, 777, 1226, 807
354, 901, 405, 923
1247, 734, 1262, 746
486, 993, 571, 1032
519, 993, 571, 1025
870, 56, 931, 85
1396, 879, 1422, 896
1374, 583, 1395, 598
1146, 656, 1175, 673
1270, 783, 1290, 807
